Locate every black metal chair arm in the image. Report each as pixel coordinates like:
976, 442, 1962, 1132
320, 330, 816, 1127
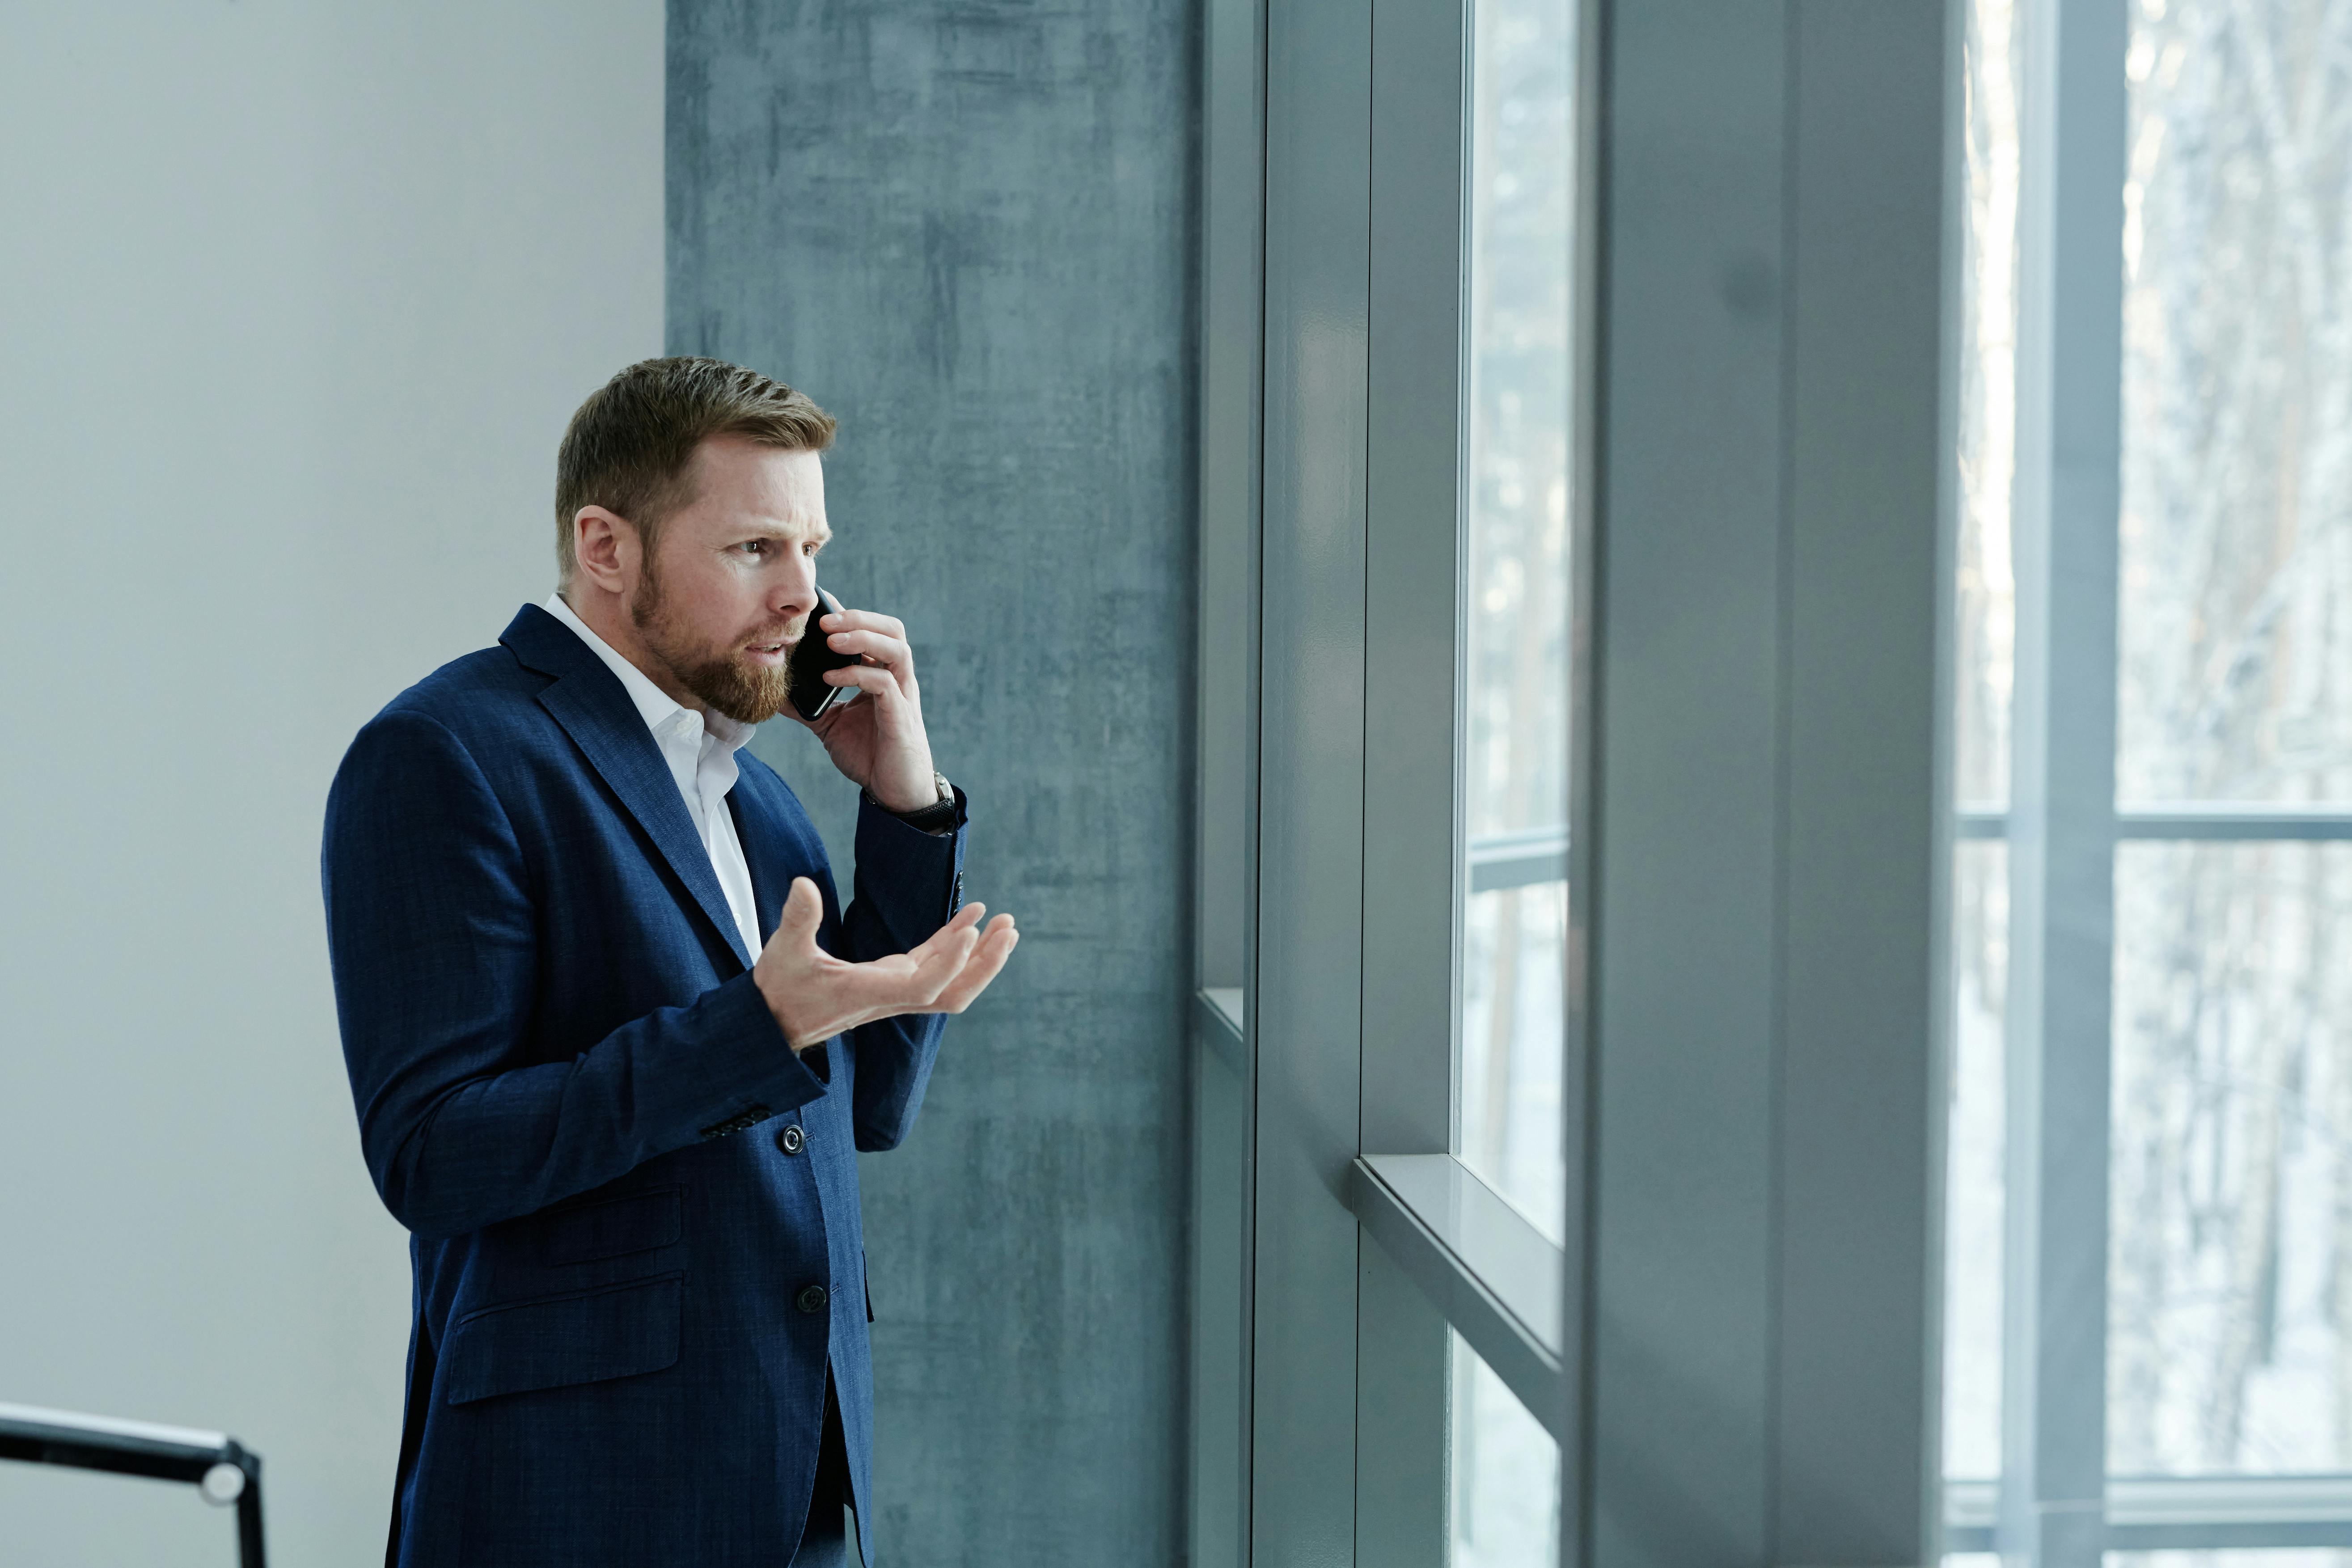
0, 1401, 266, 1567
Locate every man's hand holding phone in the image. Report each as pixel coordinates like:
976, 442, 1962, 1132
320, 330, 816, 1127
787, 592, 941, 814
753, 877, 1019, 1051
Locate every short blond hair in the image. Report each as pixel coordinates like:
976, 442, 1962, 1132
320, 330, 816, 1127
554, 356, 836, 585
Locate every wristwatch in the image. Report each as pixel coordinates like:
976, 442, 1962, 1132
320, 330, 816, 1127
872, 770, 957, 834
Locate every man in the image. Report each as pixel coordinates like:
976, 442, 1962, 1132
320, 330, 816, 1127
322, 357, 1017, 1567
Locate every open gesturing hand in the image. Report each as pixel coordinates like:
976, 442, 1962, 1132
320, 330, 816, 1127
751, 877, 1019, 1052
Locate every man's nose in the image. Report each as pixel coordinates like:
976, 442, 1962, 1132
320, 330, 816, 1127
777, 559, 819, 620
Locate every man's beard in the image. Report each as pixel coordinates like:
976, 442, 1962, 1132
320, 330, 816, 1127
630, 554, 795, 726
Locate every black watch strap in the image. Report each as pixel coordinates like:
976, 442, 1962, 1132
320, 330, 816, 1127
868, 782, 959, 833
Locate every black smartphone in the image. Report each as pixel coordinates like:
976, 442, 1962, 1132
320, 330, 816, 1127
787, 587, 861, 722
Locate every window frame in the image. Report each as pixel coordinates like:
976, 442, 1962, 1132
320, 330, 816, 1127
1191, 0, 1959, 1563
1187, 0, 1584, 1554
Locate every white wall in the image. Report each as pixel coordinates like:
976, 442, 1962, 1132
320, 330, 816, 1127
0, 5, 662, 1562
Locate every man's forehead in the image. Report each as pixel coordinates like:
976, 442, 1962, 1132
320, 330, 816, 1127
687, 440, 829, 531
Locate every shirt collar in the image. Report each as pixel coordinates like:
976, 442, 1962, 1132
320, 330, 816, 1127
541, 592, 756, 755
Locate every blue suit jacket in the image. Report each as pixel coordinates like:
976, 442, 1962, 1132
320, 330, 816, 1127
322, 604, 964, 1567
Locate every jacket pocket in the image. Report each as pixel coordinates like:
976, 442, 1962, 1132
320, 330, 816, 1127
539, 1185, 683, 1266
441, 1272, 683, 1407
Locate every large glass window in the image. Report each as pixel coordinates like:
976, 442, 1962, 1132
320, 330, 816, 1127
2112, 0, 2352, 1483
1946, 0, 2352, 1548
2109, 0, 2352, 1475
1458, 0, 1575, 1246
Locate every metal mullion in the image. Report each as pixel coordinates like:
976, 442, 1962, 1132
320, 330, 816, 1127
1999, 0, 2128, 1560
1354, 1241, 1452, 1568
2115, 806, 2352, 840
1362, 0, 1470, 1197
1189, 1013, 1252, 1568
1774, 8, 1955, 1559
1582, 0, 1792, 1556
1358, 0, 1472, 1553
1575, 2, 1951, 1559
1197, 0, 1268, 1002
1950, 1474, 2352, 1552
1249, 0, 1374, 1558
2103, 1521, 2352, 1551
1955, 809, 2352, 842
1188, 0, 1266, 1555
1559, 0, 1603, 1554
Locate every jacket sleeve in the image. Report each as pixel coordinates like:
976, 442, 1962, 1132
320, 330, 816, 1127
838, 789, 969, 1151
322, 708, 828, 1238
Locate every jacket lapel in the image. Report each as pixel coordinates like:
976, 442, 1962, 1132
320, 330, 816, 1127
728, 768, 826, 952
728, 790, 780, 950
501, 604, 755, 972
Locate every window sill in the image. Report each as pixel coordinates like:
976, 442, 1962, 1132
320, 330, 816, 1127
1944, 1474, 2352, 1552
1347, 1153, 1564, 1438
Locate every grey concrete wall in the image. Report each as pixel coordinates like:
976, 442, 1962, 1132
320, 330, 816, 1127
0, 5, 663, 1564
667, 4, 1196, 1564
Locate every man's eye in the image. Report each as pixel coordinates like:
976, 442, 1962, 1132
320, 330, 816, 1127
737, 541, 768, 558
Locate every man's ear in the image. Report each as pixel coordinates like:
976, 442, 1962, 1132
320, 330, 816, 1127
572, 506, 638, 595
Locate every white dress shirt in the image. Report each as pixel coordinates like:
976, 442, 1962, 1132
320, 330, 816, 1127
542, 593, 766, 962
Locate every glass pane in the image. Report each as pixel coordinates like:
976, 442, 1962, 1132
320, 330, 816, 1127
1458, 0, 1574, 1240
2110, 841, 2352, 1474
1946, 841, 2009, 1480
1942, 0, 2020, 1486
2116, 0, 2352, 804
1955, 0, 2021, 810
2108, 1556, 2346, 1568
1450, 1330, 1560, 1568
1461, 882, 1568, 1245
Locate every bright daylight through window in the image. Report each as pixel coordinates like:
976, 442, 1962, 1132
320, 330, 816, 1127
1451, 1331, 1560, 1568
1948, 0, 2352, 1543
2110, 0, 2352, 1475
1947, 0, 2021, 1487
1458, 0, 1573, 1251
1454, 0, 1572, 1557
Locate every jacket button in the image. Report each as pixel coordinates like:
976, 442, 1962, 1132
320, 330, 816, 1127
796, 1284, 829, 1315
776, 1124, 805, 1156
